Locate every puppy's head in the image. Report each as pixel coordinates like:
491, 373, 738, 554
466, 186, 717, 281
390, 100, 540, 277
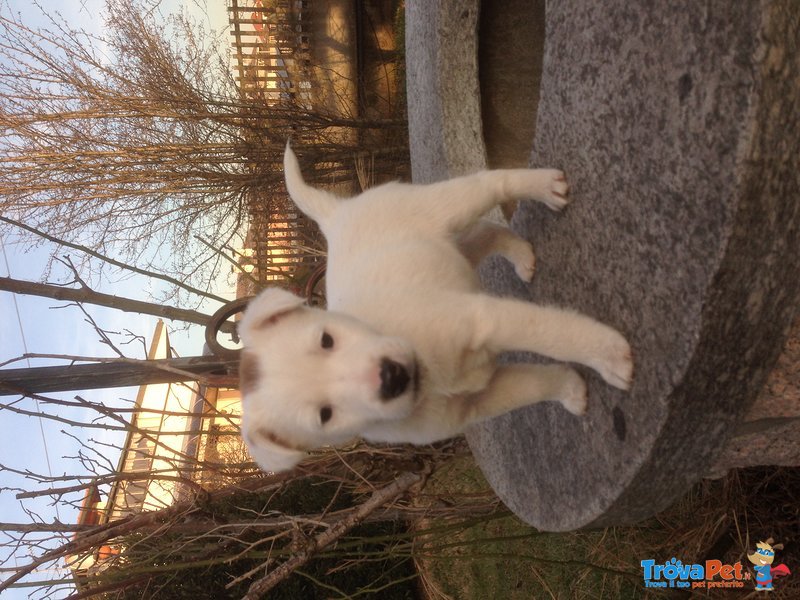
238, 288, 418, 473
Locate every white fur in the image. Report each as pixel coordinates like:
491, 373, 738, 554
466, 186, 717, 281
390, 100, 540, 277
238, 144, 634, 472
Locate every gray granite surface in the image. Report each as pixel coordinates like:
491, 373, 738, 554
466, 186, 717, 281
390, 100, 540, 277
406, 0, 485, 182
406, 0, 800, 530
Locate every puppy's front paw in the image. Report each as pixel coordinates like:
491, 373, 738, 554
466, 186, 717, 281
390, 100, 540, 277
536, 169, 570, 211
590, 331, 634, 391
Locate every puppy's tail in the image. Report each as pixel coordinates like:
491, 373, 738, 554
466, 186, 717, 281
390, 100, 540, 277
284, 141, 338, 226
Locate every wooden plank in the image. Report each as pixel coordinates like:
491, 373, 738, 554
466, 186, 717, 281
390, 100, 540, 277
228, 6, 276, 13
228, 1, 294, 10
230, 18, 303, 26
237, 65, 290, 75
229, 0, 247, 80
236, 77, 291, 84
229, 46, 288, 55
263, 250, 307, 257
0, 356, 240, 397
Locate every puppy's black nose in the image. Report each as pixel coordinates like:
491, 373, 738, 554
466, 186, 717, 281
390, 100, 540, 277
379, 358, 410, 400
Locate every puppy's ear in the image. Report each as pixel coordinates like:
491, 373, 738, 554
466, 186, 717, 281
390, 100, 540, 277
242, 422, 306, 473
238, 287, 305, 346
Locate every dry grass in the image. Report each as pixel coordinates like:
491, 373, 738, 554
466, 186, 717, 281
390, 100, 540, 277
414, 455, 800, 599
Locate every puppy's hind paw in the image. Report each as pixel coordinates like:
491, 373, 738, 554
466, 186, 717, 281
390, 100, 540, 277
537, 170, 570, 212
511, 242, 536, 282
557, 367, 588, 416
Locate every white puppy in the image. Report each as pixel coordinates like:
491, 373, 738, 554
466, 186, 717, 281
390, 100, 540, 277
238, 144, 633, 472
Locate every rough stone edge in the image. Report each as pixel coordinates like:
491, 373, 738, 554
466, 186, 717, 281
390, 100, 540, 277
585, 0, 800, 527
406, 0, 486, 182
709, 315, 800, 474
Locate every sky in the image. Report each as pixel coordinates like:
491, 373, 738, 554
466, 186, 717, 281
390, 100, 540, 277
0, 1, 233, 597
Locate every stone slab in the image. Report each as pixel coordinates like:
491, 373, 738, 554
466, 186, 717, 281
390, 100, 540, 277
405, 0, 485, 182
406, 0, 800, 531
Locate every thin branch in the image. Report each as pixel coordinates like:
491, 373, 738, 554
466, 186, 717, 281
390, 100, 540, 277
0, 471, 300, 594
241, 470, 425, 599
0, 275, 234, 334
194, 235, 259, 286
0, 215, 228, 303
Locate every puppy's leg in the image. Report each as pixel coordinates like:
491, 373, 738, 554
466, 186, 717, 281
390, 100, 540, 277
462, 364, 588, 424
363, 364, 587, 445
412, 168, 569, 234
466, 295, 634, 390
458, 221, 537, 282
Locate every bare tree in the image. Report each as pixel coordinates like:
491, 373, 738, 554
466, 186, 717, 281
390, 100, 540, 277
0, 0, 245, 292
0, 274, 235, 333
0, 0, 402, 295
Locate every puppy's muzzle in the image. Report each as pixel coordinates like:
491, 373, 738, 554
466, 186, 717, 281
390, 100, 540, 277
379, 358, 411, 400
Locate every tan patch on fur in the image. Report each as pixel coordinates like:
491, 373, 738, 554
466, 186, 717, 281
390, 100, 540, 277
254, 308, 297, 331
254, 427, 307, 452
239, 351, 260, 395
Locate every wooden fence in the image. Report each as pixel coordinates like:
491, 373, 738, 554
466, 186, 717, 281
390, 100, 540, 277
229, 0, 324, 291
244, 194, 324, 290
229, 0, 315, 106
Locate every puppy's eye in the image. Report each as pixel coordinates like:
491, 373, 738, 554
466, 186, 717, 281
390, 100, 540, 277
321, 332, 334, 349
319, 405, 333, 424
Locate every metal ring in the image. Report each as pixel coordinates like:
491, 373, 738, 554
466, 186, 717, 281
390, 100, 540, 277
205, 265, 325, 359
205, 296, 254, 359
304, 264, 326, 303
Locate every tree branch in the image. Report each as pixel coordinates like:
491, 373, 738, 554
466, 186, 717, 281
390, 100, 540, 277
241, 470, 425, 599
0, 215, 228, 304
0, 276, 235, 335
